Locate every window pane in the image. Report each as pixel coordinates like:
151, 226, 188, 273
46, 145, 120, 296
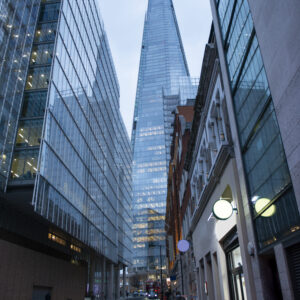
34, 23, 57, 43
21, 91, 47, 117
11, 149, 38, 180
255, 188, 300, 248
26, 66, 50, 90
39, 3, 60, 22
30, 43, 54, 65
16, 119, 43, 147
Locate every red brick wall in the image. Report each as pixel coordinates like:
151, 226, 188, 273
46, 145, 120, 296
0, 239, 87, 300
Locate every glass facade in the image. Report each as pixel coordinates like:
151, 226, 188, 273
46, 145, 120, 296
131, 0, 196, 274
0, 0, 40, 189
216, 0, 300, 249
4, 0, 132, 267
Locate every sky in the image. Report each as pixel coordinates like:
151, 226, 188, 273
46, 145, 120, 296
98, 0, 212, 137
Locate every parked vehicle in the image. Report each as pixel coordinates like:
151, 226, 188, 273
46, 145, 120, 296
148, 291, 158, 299
133, 291, 139, 297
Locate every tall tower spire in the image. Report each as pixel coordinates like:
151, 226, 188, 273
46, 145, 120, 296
131, 0, 194, 279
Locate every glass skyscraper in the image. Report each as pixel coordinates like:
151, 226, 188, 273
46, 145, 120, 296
0, 1, 132, 298
131, 0, 197, 279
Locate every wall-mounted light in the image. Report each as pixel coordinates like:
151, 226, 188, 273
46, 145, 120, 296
212, 199, 237, 220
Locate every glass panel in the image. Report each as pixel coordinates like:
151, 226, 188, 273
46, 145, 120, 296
232, 246, 243, 268
255, 188, 300, 248
15, 119, 43, 147
21, 91, 47, 117
34, 23, 57, 43
241, 274, 247, 300
216, 0, 299, 250
244, 105, 291, 204
11, 149, 38, 180
30, 43, 54, 65
234, 274, 243, 299
26, 66, 50, 90
39, 3, 60, 22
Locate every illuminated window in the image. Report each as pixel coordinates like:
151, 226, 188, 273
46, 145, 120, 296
70, 244, 82, 253
48, 233, 66, 246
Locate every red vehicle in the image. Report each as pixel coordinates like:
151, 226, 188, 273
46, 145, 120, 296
146, 280, 160, 298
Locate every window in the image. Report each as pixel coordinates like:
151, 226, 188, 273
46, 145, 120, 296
26, 66, 50, 90
15, 119, 43, 147
224, 231, 247, 300
39, 3, 60, 22
21, 91, 47, 117
34, 23, 57, 43
10, 149, 38, 180
30, 43, 54, 65
32, 286, 52, 300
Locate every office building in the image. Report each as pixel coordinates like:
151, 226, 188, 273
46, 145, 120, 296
130, 0, 197, 283
208, 0, 300, 299
0, 1, 132, 299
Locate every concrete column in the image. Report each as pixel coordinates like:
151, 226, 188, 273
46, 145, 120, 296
274, 244, 295, 300
204, 254, 215, 300
211, 253, 221, 300
122, 266, 126, 298
107, 263, 114, 300
115, 265, 120, 300
102, 257, 106, 300
195, 267, 201, 300
88, 253, 96, 297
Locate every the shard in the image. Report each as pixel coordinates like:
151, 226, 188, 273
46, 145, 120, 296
131, 0, 197, 281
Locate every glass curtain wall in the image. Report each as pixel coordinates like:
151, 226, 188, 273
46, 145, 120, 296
30, 0, 132, 265
131, 0, 190, 275
11, 0, 60, 181
0, 0, 40, 189
216, 0, 300, 249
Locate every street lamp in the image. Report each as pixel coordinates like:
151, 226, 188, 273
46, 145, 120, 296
177, 240, 190, 296
212, 199, 237, 220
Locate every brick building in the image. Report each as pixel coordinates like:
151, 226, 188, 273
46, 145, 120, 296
165, 102, 194, 293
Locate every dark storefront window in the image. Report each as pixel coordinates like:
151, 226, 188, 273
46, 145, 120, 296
32, 286, 52, 300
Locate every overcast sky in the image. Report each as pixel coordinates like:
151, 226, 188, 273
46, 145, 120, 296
98, 0, 212, 137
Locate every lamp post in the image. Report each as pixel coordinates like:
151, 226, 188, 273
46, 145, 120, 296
177, 240, 190, 296
179, 252, 184, 295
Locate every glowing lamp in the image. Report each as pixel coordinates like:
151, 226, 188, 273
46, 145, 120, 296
212, 199, 236, 220
254, 198, 276, 217
177, 240, 189, 253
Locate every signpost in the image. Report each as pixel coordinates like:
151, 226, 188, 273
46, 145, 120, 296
177, 240, 190, 295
